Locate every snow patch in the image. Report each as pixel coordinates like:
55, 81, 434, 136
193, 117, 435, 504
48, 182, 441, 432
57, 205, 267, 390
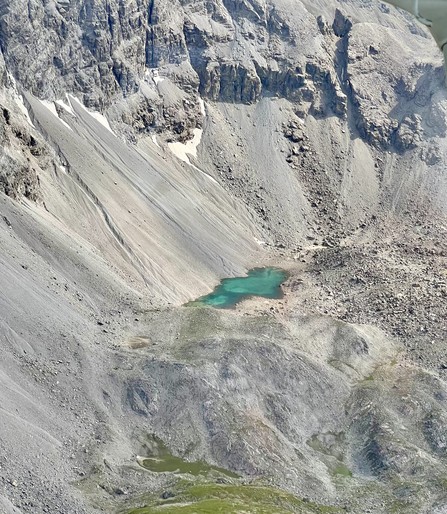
167, 97, 206, 161
41, 100, 59, 118
167, 96, 216, 183
89, 111, 115, 135
40, 100, 72, 131
68, 95, 115, 135
14, 95, 35, 128
151, 134, 160, 148
168, 134, 217, 184
168, 128, 203, 162
144, 67, 165, 85
55, 95, 76, 117
7, 73, 35, 128
152, 69, 165, 85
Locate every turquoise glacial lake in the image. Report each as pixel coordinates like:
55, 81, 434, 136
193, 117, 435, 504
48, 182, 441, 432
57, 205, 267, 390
187, 267, 288, 309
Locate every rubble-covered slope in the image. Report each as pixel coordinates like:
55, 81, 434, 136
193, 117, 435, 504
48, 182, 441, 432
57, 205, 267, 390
0, 1, 447, 513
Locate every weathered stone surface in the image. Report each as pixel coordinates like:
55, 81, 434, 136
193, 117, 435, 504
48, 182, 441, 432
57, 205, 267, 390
0, 0, 443, 154
0, 2, 447, 514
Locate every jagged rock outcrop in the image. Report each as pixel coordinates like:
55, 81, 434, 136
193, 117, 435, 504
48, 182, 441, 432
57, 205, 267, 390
0, 83, 48, 201
0, 0, 444, 154
0, 0, 445, 257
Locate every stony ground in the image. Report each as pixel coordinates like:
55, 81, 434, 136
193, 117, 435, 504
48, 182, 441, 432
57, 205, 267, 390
0, 1, 447, 513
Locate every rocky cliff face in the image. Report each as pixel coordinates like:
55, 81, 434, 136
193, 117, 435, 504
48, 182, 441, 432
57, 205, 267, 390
0, 0, 444, 145
0, 0, 445, 240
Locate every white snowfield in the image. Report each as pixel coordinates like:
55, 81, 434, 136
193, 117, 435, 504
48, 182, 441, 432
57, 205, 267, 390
8, 73, 35, 127
168, 127, 203, 162
55, 95, 76, 117
68, 94, 116, 135
167, 98, 218, 184
40, 99, 73, 131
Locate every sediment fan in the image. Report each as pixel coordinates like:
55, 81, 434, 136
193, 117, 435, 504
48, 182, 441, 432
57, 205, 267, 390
385, 0, 447, 70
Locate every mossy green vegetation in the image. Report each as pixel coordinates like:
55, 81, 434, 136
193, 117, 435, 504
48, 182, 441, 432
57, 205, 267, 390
306, 433, 352, 480
138, 435, 239, 478
331, 463, 352, 478
186, 267, 288, 309
128, 435, 343, 513
139, 455, 239, 478
125, 481, 344, 514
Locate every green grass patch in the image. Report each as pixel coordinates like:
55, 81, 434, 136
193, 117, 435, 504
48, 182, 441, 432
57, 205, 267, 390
140, 456, 239, 478
331, 463, 352, 478
138, 435, 239, 479
125, 482, 344, 514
